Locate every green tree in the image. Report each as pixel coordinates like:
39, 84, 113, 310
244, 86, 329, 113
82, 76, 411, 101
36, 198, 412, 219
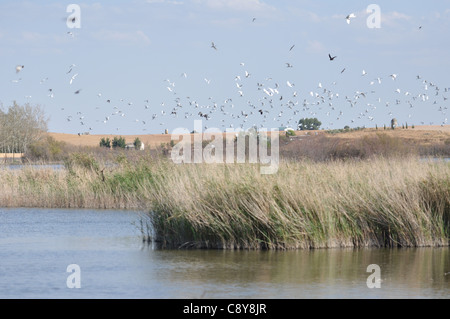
99, 137, 111, 148
112, 136, 126, 149
285, 129, 296, 136
133, 137, 142, 150
298, 118, 322, 130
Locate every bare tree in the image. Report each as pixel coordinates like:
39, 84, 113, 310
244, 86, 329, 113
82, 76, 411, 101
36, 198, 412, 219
0, 102, 48, 154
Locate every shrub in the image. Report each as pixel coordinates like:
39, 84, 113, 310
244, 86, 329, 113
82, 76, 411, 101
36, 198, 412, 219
298, 118, 322, 130
99, 137, 111, 148
134, 137, 142, 150
285, 129, 296, 137
64, 152, 99, 171
445, 138, 450, 146
112, 136, 126, 149
26, 136, 67, 161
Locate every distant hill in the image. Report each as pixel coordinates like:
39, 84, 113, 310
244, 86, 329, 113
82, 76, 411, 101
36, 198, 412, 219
47, 125, 449, 149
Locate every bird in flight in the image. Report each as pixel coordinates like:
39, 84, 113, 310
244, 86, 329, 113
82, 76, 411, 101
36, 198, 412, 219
289, 44, 295, 51
286, 63, 293, 68
69, 73, 78, 85
66, 64, 76, 74
16, 65, 24, 73
211, 42, 217, 50
328, 54, 337, 61
346, 13, 356, 24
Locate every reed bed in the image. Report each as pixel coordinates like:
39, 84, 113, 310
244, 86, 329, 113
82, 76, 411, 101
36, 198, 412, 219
147, 157, 450, 249
0, 155, 449, 249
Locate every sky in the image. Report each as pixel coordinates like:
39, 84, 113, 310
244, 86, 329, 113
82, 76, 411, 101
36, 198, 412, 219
0, 0, 449, 135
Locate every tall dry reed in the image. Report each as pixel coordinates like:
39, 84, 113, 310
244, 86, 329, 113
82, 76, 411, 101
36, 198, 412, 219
0, 155, 448, 249
145, 157, 450, 249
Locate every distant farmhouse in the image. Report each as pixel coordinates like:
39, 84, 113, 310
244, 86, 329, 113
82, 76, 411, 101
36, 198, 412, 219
125, 142, 145, 151
391, 118, 398, 129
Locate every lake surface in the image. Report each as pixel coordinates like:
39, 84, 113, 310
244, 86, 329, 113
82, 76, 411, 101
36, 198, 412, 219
1, 164, 65, 170
0, 208, 448, 299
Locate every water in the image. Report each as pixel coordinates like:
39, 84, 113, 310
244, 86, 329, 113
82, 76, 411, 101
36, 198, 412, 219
420, 157, 450, 163
1, 164, 65, 170
0, 208, 448, 299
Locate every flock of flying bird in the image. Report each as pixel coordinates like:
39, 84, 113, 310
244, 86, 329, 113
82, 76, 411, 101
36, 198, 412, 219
8, 13, 449, 134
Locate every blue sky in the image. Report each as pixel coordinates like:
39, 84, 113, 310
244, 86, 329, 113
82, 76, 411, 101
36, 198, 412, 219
1, 0, 449, 134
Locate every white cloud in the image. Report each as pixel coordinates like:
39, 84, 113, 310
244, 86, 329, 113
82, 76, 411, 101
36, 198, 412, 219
80, 3, 103, 10
21, 31, 46, 42
92, 30, 151, 45
306, 40, 325, 54
146, 0, 184, 4
289, 7, 328, 23
306, 11, 324, 23
209, 17, 244, 27
192, 0, 275, 13
381, 11, 412, 27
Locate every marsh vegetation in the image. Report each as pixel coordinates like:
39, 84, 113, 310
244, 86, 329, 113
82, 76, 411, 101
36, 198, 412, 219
1, 152, 448, 249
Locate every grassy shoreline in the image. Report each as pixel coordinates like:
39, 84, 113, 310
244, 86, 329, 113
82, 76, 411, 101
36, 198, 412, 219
0, 155, 449, 249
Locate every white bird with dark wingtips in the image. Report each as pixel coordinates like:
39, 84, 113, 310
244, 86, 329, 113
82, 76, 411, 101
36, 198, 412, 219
16, 65, 24, 73
346, 13, 356, 24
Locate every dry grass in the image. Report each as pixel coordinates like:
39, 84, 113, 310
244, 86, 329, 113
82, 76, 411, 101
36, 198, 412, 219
47, 125, 450, 149
48, 132, 173, 149
2, 154, 447, 249
325, 126, 450, 146
281, 130, 450, 160
147, 157, 450, 249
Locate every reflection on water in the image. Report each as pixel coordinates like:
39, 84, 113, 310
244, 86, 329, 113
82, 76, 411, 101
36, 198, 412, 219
1, 158, 448, 170
142, 248, 449, 299
420, 157, 450, 163
1, 164, 65, 170
0, 208, 448, 299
